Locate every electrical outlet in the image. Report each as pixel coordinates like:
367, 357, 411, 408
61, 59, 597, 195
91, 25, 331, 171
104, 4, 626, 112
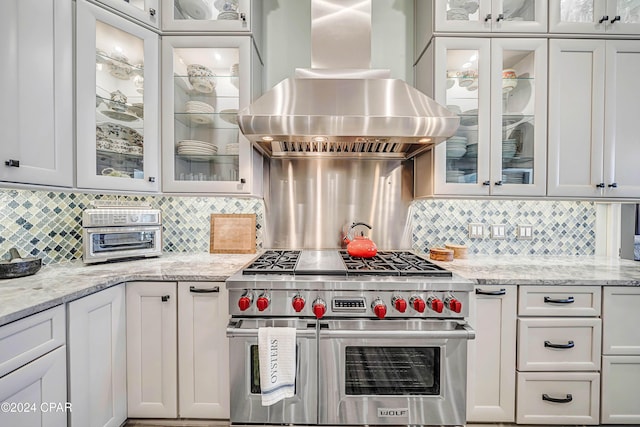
468, 223, 484, 239
517, 224, 533, 240
490, 224, 506, 240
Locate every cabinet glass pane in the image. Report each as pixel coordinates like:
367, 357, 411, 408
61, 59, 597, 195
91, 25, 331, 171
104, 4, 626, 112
173, 0, 241, 22
445, 49, 479, 184
173, 47, 240, 182
500, 0, 536, 22
128, 0, 145, 13
446, 0, 481, 23
500, 50, 535, 185
616, 0, 640, 23
95, 22, 145, 180
560, 0, 594, 23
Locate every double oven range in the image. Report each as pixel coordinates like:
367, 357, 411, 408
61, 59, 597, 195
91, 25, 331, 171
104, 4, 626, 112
226, 250, 475, 426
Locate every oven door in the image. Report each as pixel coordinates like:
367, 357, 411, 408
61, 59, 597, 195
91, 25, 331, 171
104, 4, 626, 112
82, 226, 162, 262
226, 318, 317, 425
318, 319, 475, 426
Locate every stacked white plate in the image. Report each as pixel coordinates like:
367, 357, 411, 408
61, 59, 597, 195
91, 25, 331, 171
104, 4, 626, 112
186, 101, 215, 124
177, 139, 218, 157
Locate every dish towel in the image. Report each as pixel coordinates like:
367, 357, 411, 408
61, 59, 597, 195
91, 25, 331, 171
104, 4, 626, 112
258, 327, 296, 406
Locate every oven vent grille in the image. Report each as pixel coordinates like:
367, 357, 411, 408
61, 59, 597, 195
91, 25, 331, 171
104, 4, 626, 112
269, 138, 419, 157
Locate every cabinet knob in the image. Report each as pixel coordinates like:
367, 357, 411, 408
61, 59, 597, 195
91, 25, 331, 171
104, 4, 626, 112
149, 8, 156, 16
608, 182, 618, 188
482, 180, 491, 186
240, 178, 246, 184
596, 182, 605, 188
494, 180, 503, 186
610, 15, 621, 23
496, 13, 504, 21
161, 295, 170, 302
4, 159, 19, 167
148, 177, 156, 183
484, 13, 492, 22
599, 15, 609, 23
240, 12, 246, 22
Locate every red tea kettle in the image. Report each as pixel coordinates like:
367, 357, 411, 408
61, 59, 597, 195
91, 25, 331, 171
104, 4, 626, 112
343, 222, 377, 258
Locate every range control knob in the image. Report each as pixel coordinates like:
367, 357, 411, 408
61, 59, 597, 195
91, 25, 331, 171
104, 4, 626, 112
312, 298, 327, 319
427, 296, 444, 313
446, 296, 462, 313
392, 296, 407, 313
238, 292, 253, 311
372, 299, 387, 319
410, 296, 426, 313
292, 295, 305, 312
256, 294, 270, 311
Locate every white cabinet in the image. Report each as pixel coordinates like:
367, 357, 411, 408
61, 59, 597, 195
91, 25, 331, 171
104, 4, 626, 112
550, 0, 640, 34
127, 281, 229, 419
0, 0, 73, 188
416, 37, 547, 197
0, 306, 67, 427
161, 36, 263, 194
76, 0, 160, 192
94, 0, 160, 29
548, 39, 640, 198
433, 0, 547, 33
466, 286, 517, 423
68, 284, 127, 427
601, 287, 640, 424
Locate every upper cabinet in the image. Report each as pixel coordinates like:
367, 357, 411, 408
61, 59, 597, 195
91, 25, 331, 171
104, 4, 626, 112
416, 37, 547, 197
0, 0, 73, 188
549, 0, 640, 34
548, 39, 640, 199
76, 0, 160, 192
161, 36, 262, 194
161, 0, 261, 37
434, 0, 548, 33
94, 0, 161, 29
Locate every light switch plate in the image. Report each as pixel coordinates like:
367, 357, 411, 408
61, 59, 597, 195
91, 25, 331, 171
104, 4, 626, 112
490, 224, 506, 240
468, 223, 484, 239
517, 224, 533, 240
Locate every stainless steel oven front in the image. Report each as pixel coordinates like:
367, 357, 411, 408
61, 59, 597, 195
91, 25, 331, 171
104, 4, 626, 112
318, 319, 475, 426
226, 318, 318, 425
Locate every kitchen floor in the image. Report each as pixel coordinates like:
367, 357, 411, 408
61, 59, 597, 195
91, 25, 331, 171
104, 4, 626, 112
124, 422, 595, 427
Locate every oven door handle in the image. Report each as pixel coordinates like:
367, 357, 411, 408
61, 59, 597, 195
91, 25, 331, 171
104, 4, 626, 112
319, 323, 475, 340
226, 321, 317, 338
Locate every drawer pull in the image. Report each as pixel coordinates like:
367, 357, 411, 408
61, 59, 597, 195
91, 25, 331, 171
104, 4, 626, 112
189, 286, 220, 293
544, 340, 575, 349
542, 393, 573, 404
543, 296, 575, 304
475, 288, 506, 296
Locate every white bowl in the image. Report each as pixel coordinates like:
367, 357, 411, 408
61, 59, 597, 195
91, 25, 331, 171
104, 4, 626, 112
178, 0, 213, 20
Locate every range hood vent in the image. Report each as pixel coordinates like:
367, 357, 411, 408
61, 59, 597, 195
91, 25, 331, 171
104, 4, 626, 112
239, 0, 459, 159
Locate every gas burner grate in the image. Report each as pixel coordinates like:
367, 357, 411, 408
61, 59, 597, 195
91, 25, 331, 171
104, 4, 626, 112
242, 250, 301, 274
340, 251, 452, 277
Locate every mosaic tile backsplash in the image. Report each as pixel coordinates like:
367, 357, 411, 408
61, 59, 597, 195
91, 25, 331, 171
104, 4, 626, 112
0, 189, 596, 265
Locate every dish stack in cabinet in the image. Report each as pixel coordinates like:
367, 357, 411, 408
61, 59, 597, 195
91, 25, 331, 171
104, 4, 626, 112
516, 286, 601, 425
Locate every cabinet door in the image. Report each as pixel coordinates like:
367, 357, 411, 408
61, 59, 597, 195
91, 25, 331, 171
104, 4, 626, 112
606, 0, 640, 33
601, 355, 640, 424
603, 40, 640, 198
490, 38, 547, 196
161, 0, 258, 33
0, 346, 67, 427
0, 0, 72, 187
490, 0, 547, 33
434, 37, 491, 195
178, 282, 229, 418
94, 0, 160, 29
68, 284, 126, 427
549, 0, 608, 32
435, 0, 546, 33
126, 281, 177, 418
466, 286, 517, 422
434, 0, 493, 32
76, 0, 160, 192
548, 39, 606, 197
162, 36, 258, 193
603, 287, 640, 355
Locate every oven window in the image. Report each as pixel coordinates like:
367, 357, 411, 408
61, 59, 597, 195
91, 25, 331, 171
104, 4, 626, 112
91, 231, 156, 253
250, 345, 298, 395
344, 346, 440, 395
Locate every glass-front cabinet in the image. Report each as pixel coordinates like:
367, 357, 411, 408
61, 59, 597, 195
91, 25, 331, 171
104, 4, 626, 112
550, 0, 640, 33
431, 37, 547, 196
434, 0, 547, 33
94, 0, 160, 29
76, 0, 160, 192
162, 36, 260, 193
161, 0, 260, 33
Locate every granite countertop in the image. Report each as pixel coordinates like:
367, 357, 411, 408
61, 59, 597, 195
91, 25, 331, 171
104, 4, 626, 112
2, 252, 640, 328
0, 253, 258, 327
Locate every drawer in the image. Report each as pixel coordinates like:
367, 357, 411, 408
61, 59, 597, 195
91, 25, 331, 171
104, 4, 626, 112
518, 286, 601, 316
516, 371, 600, 425
517, 318, 601, 371
0, 305, 65, 378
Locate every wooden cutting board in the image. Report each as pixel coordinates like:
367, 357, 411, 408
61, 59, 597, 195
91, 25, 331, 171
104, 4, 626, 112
209, 214, 256, 254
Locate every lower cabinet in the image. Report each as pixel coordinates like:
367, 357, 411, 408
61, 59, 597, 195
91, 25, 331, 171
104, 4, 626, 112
126, 280, 229, 419
466, 285, 517, 422
68, 284, 127, 427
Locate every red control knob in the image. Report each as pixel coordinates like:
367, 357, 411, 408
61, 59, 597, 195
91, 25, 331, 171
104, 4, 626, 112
428, 297, 444, 313
393, 297, 407, 313
238, 296, 251, 311
448, 298, 462, 313
411, 297, 426, 313
373, 303, 387, 319
256, 296, 270, 311
292, 296, 305, 312
313, 299, 326, 319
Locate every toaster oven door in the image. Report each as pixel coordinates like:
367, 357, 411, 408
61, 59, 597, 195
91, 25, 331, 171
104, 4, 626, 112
83, 226, 162, 263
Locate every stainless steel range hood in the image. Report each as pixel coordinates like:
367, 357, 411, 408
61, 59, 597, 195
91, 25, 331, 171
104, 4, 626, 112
238, 0, 459, 159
